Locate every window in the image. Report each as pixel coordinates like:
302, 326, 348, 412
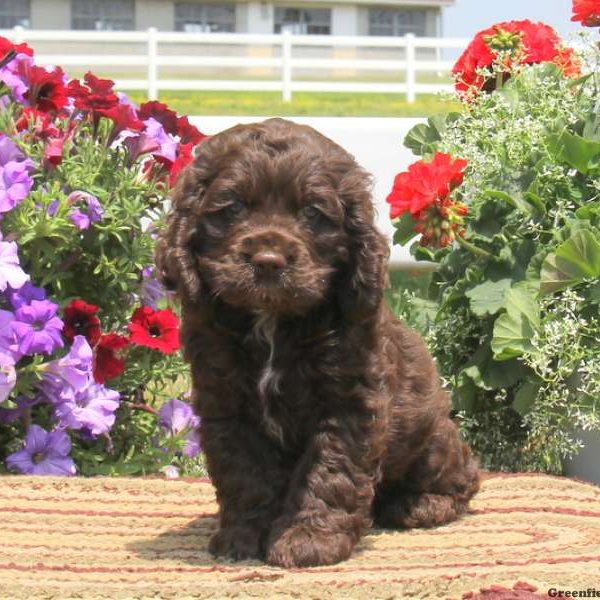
0, 0, 30, 29
175, 3, 235, 33
369, 8, 427, 37
274, 7, 331, 35
71, 0, 135, 31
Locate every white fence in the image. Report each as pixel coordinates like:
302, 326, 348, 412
1, 26, 469, 102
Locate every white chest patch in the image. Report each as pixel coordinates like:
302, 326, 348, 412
252, 313, 284, 444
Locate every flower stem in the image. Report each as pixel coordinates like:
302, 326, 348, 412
495, 70, 504, 91
127, 402, 157, 415
456, 235, 494, 259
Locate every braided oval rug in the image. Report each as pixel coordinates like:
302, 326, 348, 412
0, 473, 598, 600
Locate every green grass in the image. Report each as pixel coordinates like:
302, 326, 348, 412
126, 90, 460, 117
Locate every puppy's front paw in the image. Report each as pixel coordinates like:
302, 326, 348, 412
266, 523, 354, 567
208, 526, 264, 561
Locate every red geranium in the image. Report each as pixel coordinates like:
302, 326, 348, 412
137, 101, 179, 135
68, 72, 119, 113
94, 333, 129, 384
19, 63, 69, 113
128, 306, 181, 354
387, 153, 468, 249
453, 20, 580, 99
572, 0, 600, 26
0, 36, 33, 59
62, 299, 102, 345
386, 152, 467, 219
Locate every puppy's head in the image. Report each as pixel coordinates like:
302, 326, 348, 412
155, 118, 388, 318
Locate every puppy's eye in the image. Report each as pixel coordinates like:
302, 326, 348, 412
226, 199, 246, 216
302, 206, 320, 220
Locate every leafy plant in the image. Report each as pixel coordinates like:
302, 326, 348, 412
388, 20, 600, 472
0, 36, 206, 477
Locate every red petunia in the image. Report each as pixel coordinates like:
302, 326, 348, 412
128, 306, 181, 354
386, 153, 468, 219
19, 63, 69, 113
68, 72, 119, 113
0, 36, 33, 60
94, 333, 129, 384
169, 142, 195, 187
16, 108, 59, 140
137, 101, 179, 135
101, 102, 144, 146
572, 0, 600, 26
176, 116, 207, 145
453, 20, 580, 99
63, 299, 102, 345
44, 137, 66, 167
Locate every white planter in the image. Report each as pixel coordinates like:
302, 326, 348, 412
562, 429, 600, 485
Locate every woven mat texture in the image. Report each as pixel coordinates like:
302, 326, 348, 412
0, 473, 599, 599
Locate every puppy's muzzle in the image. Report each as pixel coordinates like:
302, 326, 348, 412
238, 230, 300, 282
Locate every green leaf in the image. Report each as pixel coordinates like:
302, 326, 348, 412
411, 244, 436, 262
403, 113, 460, 156
491, 281, 540, 360
455, 372, 476, 413
392, 212, 418, 245
540, 229, 600, 294
460, 343, 530, 392
547, 130, 600, 174
523, 192, 546, 215
465, 278, 512, 316
575, 202, 600, 221
472, 199, 512, 238
403, 122, 440, 156
482, 189, 545, 218
512, 381, 542, 416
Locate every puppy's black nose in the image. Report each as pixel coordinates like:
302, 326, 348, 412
250, 250, 287, 273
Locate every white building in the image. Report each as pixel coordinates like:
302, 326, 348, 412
1, 0, 454, 37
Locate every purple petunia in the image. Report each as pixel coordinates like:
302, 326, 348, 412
0, 134, 34, 215
53, 382, 120, 436
11, 299, 64, 355
0, 395, 38, 424
67, 191, 104, 230
0, 309, 22, 362
47, 199, 59, 217
158, 398, 201, 458
39, 335, 121, 436
5, 424, 76, 476
140, 266, 165, 309
0, 135, 28, 165
123, 118, 177, 165
6, 281, 46, 309
39, 335, 93, 394
0, 350, 16, 403
0, 238, 30, 292
0, 54, 32, 105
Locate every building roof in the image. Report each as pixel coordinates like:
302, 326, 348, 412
270, 0, 456, 5
266, 0, 455, 6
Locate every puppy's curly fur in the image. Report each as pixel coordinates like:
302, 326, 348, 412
155, 118, 480, 568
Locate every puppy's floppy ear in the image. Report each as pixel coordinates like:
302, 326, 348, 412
336, 164, 390, 320
154, 152, 209, 303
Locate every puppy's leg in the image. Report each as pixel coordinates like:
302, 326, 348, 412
265, 413, 380, 568
202, 419, 288, 561
373, 417, 480, 529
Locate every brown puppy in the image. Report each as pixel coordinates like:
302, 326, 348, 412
155, 118, 480, 568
